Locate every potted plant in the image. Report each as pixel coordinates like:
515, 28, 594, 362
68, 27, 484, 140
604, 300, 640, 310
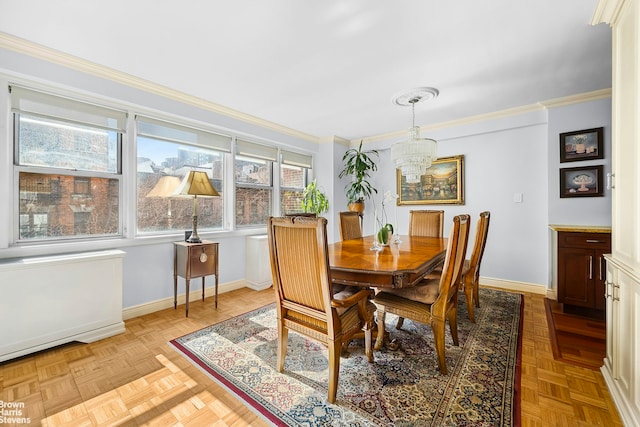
338, 141, 379, 213
301, 179, 329, 216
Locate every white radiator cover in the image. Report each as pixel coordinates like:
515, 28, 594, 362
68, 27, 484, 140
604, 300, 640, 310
0, 249, 126, 362
245, 235, 272, 290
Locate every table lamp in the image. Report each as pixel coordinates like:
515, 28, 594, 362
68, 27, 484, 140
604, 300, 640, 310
173, 170, 219, 243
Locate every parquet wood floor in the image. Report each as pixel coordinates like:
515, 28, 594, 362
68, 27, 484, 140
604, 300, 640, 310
544, 299, 606, 370
0, 287, 624, 426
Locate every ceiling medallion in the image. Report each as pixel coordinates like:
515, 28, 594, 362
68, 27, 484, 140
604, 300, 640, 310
391, 87, 439, 107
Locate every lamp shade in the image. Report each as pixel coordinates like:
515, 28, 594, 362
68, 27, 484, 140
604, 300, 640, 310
173, 170, 219, 197
145, 175, 181, 198
173, 170, 219, 243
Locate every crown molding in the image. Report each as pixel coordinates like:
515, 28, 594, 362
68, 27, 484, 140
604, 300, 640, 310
0, 32, 612, 148
540, 88, 612, 109
356, 103, 546, 145
318, 135, 351, 146
356, 88, 612, 145
0, 32, 320, 144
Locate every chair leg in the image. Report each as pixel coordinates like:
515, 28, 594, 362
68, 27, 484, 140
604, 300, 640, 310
374, 308, 387, 351
395, 317, 405, 330
463, 275, 476, 323
277, 321, 288, 372
327, 339, 341, 404
447, 307, 459, 346
473, 277, 480, 308
361, 306, 374, 363
431, 318, 448, 375
364, 323, 373, 363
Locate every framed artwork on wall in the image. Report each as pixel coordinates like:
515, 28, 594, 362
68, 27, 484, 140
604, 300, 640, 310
559, 165, 604, 198
559, 127, 604, 163
397, 155, 464, 205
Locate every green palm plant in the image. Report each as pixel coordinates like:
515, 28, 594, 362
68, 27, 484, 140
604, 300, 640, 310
338, 141, 379, 206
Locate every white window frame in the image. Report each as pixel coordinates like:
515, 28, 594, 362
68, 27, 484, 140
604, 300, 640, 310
11, 85, 126, 243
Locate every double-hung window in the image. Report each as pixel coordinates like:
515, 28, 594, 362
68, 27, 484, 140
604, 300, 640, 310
280, 150, 312, 214
136, 117, 229, 234
12, 86, 126, 241
235, 140, 277, 227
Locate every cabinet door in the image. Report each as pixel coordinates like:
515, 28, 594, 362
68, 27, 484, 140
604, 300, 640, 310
558, 247, 595, 307
611, 264, 634, 400
189, 244, 217, 278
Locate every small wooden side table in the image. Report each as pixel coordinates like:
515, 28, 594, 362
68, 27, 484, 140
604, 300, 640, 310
173, 240, 219, 317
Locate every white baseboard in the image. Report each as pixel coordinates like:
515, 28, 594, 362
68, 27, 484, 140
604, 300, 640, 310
480, 276, 549, 296
123, 279, 247, 320
0, 322, 125, 362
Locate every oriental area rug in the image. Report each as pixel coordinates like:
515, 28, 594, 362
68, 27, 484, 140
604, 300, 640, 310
170, 288, 523, 427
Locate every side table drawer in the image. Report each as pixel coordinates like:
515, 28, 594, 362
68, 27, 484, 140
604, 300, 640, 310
189, 244, 217, 277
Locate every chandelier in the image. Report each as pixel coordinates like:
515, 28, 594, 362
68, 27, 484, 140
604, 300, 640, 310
390, 87, 438, 184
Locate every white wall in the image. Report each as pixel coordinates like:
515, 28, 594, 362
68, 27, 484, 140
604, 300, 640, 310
0, 47, 316, 311
547, 98, 612, 225
361, 112, 550, 287
355, 101, 611, 290
0, 45, 612, 312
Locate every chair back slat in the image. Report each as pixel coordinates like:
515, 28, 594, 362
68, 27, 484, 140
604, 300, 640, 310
468, 211, 491, 281
433, 214, 470, 314
268, 216, 332, 315
409, 210, 444, 237
339, 211, 362, 240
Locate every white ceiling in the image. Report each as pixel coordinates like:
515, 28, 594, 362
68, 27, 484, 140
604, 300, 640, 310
0, 0, 612, 142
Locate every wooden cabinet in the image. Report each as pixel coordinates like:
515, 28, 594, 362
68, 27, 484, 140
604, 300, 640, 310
557, 231, 611, 310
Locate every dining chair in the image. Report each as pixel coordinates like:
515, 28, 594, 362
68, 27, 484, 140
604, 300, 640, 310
401, 209, 446, 328
267, 216, 374, 403
408, 209, 445, 238
460, 211, 491, 322
339, 211, 362, 241
373, 214, 470, 374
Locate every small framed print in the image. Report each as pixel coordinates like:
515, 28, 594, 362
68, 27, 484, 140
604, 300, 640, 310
559, 127, 604, 163
560, 165, 604, 198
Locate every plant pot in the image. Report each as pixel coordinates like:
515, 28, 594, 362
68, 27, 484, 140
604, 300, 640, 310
347, 200, 365, 214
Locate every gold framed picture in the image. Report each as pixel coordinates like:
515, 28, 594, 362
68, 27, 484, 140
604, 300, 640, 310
397, 155, 464, 205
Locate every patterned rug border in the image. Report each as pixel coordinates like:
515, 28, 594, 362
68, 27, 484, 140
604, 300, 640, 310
170, 289, 524, 427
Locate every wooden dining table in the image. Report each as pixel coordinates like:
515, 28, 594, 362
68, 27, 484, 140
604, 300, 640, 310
328, 235, 448, 289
